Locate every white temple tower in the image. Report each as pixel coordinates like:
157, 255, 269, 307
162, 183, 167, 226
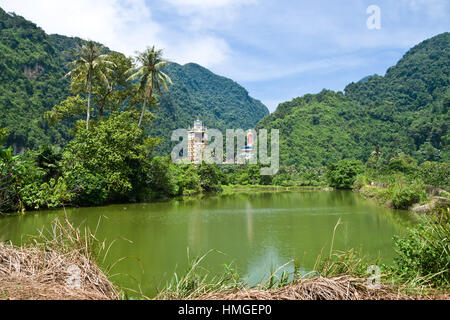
187, 118, 208, 163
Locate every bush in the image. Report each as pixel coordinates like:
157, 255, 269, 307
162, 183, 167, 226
386, 154, 418, 176
63, 165, 108, 206
390, 181, 427, 209
19, 178, 73, 209
198, 163, 222, 193
0, 147, 23, 213
147, 156, 181, 198
326, 159, 364, 189
393, 213, 450, 287
419, 161, 449, 190
177, 165, 202, 195
353, 174, 371, 190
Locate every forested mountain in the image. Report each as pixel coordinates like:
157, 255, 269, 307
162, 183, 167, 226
257, 32, 449, 168
0, 7, 269, 153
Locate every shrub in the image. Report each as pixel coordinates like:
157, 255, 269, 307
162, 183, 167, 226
353, 174, 371, 190
177, 165, 201, 195
390, 182, 427, 209
198, 163, 222, 193
19, 177, 73, 209
419, 161, 449, 190
147, 156, 181, 198
63, 165, 108, 206
326, 159, 364, 189
393, 213, 450, 287
386, 154, 418, 176
62, 111, 155, 204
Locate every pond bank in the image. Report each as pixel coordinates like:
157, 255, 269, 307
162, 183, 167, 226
2, 239, 448, 300
0, 242, 118, 300
222, 185, 333, 193
356, 183, 449, 214
0, 218, 118, 300
199, 276, 449, 300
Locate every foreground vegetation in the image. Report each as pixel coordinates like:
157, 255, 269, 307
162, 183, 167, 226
0, 217, 119, 300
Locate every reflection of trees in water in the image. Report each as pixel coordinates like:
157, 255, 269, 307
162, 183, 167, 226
370, 206, 417, 230
326, 190, 356, 206
245, 200, 254, 247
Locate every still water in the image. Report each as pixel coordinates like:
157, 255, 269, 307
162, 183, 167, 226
0, 191, 415, 297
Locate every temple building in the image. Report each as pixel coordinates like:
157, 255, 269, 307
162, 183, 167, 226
237, 130, 256, 163
186, 119, 255, 164
242, 130, 255, 161
187, 119, 208, 163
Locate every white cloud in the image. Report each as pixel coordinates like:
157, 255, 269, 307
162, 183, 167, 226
0, 0, 161, 55
165, 0, 257, 11
216, 54, 368, 83
405, 0, 449, 18
166, 36, 231, 67
164, 0, 257, 31
0, 0, 233, 68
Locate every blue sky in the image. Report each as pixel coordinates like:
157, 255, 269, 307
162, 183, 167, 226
0, 0, 449, 112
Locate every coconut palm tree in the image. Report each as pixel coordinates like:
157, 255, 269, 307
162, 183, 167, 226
66, 41, 113, 130
127, 46, 172, 127
371, 145, 382, 172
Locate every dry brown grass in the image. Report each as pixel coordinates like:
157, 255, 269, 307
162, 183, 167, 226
200, 276, 450, 300
0, 217, 119, 300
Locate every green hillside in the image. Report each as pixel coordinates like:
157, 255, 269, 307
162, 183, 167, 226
257, 32, 450, 168
0, 9, 71, 150
0, 7, 269, 153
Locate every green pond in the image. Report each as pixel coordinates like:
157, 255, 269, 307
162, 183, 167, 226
0, 190, 415, 297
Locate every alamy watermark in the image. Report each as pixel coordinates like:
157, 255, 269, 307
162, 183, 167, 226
366, 265, 381, 289
367, 5, 381, 30
170, 124, 279, 175
66, 264, 81, 290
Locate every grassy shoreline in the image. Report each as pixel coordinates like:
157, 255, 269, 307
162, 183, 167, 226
356, 183, 449, 214
0, 184, 333, 217
222, 184, 333, 193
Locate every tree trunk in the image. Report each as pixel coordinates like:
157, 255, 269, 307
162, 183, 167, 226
138, 87, 152, 127
99, 91, 110, 121
86, 77, 92, 130
138, 97, 147, 127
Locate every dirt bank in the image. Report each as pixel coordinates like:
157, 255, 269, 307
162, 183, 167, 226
201, 276, 449, 300
0, 242, 118, 300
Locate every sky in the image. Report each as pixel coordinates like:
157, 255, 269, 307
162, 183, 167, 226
0, 0, 449, 112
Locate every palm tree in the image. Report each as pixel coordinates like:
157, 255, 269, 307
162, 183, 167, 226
66, 41, 113, 130
127, 46, 172, 127
371, 145, 381, 172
